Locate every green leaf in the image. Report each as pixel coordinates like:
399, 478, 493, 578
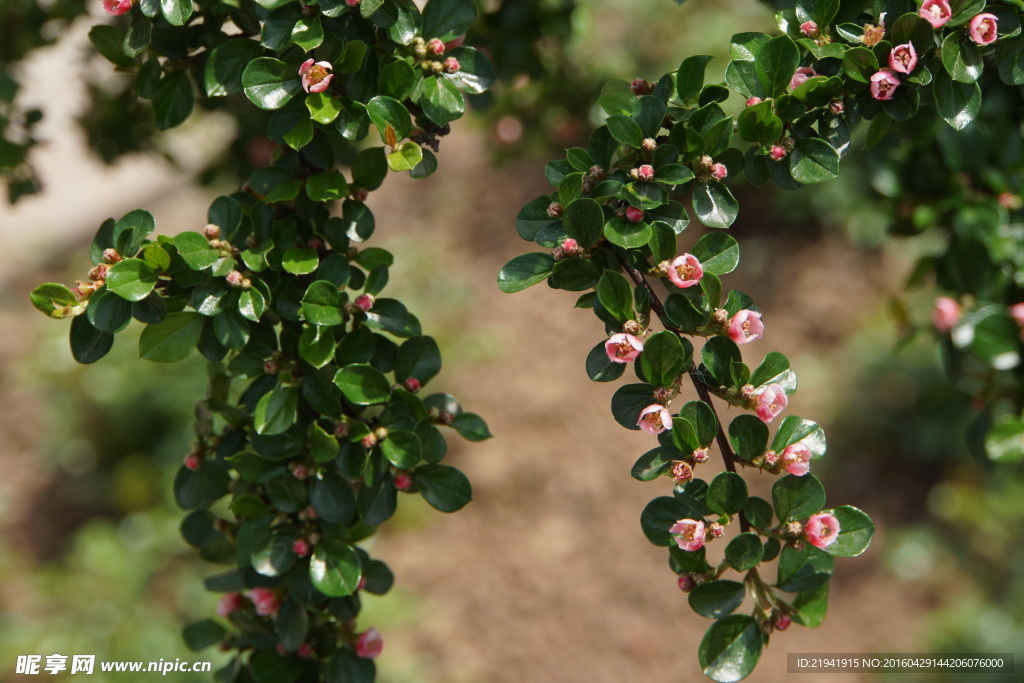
611, 384, 654, 431
70, 316, 114, 364
749, 351, 791, 388
386, 141, 423, 172
497, 253, 555, 293
254, 387, 298, 435
596, 270, 633, 325
309, 539, 362, 597
562, 198, 604, 248
88, 26, 134, 68
630, 446, 676, 481
306, 172, 350, 202
242, 57, 302, 111
701, 336, 742, 389
160, 0, 193, 25
306, 91, 343, 125
292, 15, 324, 51
378, 60, 418, 101
367, 95, 413, 142
278, 600, 310, 653
691, 233, 739, 275
299, 324, 336, 368
706, 471, 748, 516
301, 281, 345, 326
421, 0, 476, 41
941, 31, 983, 83
677, 55, 715, 102
842, 47, 879, 83
698, 615, 764, 683
824, 505, 875, 557
736, 101, 782, 144
776, 543, 834, 592
310, 473, 356, 523
173, 232, 218, 271
725, 533, 764, 572
606, 114, 644, 148
689, 580, 746, 619
985, 414, 1024, 463
549, 258, 600, 291
743, 497, 773, 529
789, 138, 839, 183
934, 69, 981, 130
586, 341, 627, 383
792, 582, 829, 628
603, 218, 652, 249
183, 619, 225, 652
755, 34, 800, 96
450, 413, 492, 441
152, 72, 194, 130
421, 76, 465, 126
124, 15, 151, 58
771, 416, 827, 458
334, 364, 391, 405
639, 331, 689, 389
997, 37, 1024, 85
205, 39, 262, 97
309, 423, 340, 463
442, 47, 496, 94
413, 464, 472, 512
382, 429, 421, 468
640, 496, 707, 546
252, 529, 298, 576
31, 283, 80, 318
139, 312, 202, 362
772, 474, 826, 522
693, 182, 739, 228
679, 400, 718, 447
728, 415, 768, 461
395, 336, 442, 384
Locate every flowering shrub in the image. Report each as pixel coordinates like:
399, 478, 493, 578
16, 0, 1024, 680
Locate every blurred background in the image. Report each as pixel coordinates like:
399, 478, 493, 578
2, 0, 1022, 681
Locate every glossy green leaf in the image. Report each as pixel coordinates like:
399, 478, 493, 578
254, 387, 298, 435
691, 233, 739, 275
382, 430, 421, 469
413, 464, 472, 512
693, 182, 738, 228
334, 364, 391, 405
677, 55, 715, 102
242, 57, 301, 110
772, 474, 826, 522
421, 0, 476, 41
70, 316, 114, 364
301, 281, 345, 326
160, 0, 192, 26
777, 543, 834, 592
606, 115, 644, 148
309, 539, 361, 597
421, 76, 464, 126
942, 31, 983, 83
934, 69, 981, 130
88, 26, 134, 68
789, 138, 839, 183
728, 415, 768, 461
310, 473, 356, 523
85, 289, 133, 334
823, 505, 875, 557
707, 471, 748, 516
771, 416, 827, 458
596, 270, 633, 325
689, 580, 746, 619
698, 615, 764, 683
639, 331, 689, 389
497, 253, 555, 293
562, 198, 604, 248
139, 312, 202, 362
725, 533, 764, 571
755, 34, 800, 96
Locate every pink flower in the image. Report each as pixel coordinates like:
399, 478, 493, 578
103, 0, 133, 15
769, 145, 786, 162
920, 0, 952, 28
184, 453, 202, 471
442, 57, 460, 73
969, 13, 998, 45
216, 592, 244, 617
246, 588, 282, 617
746, 97, 763, 107
789, 66, 817, 91
292, 539, 311, 557
1009, 303, 1024, 339
932, 296, 960, 332
605, 333, 644, 364
353, 293, 374, 312
427, 38, 446, 55
299, 59, 334, 94
800, 21, 818, 38
636, 164, 655, 181
728, 309, 764, 344
869, 70, 900, 100
669, 518, 706, 552
394, 472, 412, 490
781, 442, 812, 476
667, 254, 703, 289
805, 512, 841, 549
625, 206, 645, 223
637, 404, 672, 435
889, 43, 917, 74
755, 384, 788, 424
710, 163, 727, 181
355, 628, 383, 659
346, 0, 361, 6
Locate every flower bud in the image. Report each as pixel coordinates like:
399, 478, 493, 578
829, 99, 845, 115
710, 163, 727, 181
217, 592, 244, 617
605, 333, 644, 364
805, 512, 841, 549
708, 522, 725, 538
638, 404, 673, 435
625, 206, 645, 223
622, 319, 643, 336
728, 309, 764, 344
184, 453, 202, 471
635, 164, 655, 182
403, 377, 421, 393
774, 612, 792, 631
88, 264, 110, 281
102, 248, 122, 264
755, 384, 788, 424
443, 57, 460, 74
427, 38, 445, 55
692, 447, 709, 464
226, 270, 245, 287
761, 449, 779, 466
677, 575, 696, 592
361, 433, 378, 449
103, 0, 133, 16
969, 13, 998, 45
800, 20, 819, 38
354, 294, 375, 312
351, 187, 369, 203
870, 69, 900, 100
932, 296, 960, 332
546, 202, 563, 219
653, 386, 674, 404
667, 254, 704, 289
292, 539, 311, 557
671, 461, 693, 483
290, 463, 311, 480
299, 59, 334, 94
334, 422, 350, 438
438, 410, 455, 425
264, 359, 279, 375
204, 224, 221, 240
297, 643, 314, 658
346, 0, 361, 6
630, 78, 651, 96
769, 145, 787, 162
789, 66, 817, 91
746, 96, 763, 107
588, 165, 607, 182
301, 505, 318, 521
669, 518, 705, 552
786, 520, 804, 536
1010, 303, 1024, 340
246, 588, 282, 617
641, 138, 657, 155
916, 0, 950, 29
355, 628, 384, 659
394, 473, 412, 490
374, 427, 389, 442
